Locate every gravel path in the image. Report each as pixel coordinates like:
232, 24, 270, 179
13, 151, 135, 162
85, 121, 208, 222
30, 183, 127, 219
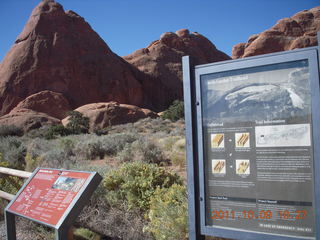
0, 221, 6, 240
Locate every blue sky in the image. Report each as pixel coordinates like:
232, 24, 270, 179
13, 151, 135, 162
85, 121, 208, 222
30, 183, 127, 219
0, 0, 318, 61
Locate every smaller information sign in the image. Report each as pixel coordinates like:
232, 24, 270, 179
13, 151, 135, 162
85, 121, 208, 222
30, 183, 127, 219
7, 168, 93, 227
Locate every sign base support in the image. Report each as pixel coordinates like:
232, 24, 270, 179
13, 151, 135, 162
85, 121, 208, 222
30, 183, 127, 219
5, 211, 16, 240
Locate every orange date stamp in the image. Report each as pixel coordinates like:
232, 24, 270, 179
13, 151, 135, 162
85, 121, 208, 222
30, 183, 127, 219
211, 210, 308, 220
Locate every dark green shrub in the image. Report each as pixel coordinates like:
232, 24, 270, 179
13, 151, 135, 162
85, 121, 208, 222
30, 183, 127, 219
0, 125, 23, 137
44, 125, 71, 139
145, 184, 188, 240
44, 111, 89, 139
161, 100, 184, 121
66, 111, 90, 134
103, 162, 183, 212
93, 127, 109, 136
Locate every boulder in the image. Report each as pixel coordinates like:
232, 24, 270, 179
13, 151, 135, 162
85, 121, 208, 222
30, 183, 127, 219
0, 0, 143, 116
62, 102, 158, 130
12, 90, 71, 119
124, 29, 230, 111
0, 108, 60, 132
232, 7, 320, 58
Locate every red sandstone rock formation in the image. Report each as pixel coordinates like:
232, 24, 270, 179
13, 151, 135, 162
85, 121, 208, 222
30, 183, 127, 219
0, 108, 60, 132
0, 0, 143, 116
232, 6, 320, 58
124, 29, 230, 111
13, 90, 71, 119
62, 102, 158, 131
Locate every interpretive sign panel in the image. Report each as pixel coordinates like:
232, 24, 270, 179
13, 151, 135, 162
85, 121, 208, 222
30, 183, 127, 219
183, 46, 320, 240
5, 167, 102, 240
200, 59, 316, 238
7, 169, 92, 227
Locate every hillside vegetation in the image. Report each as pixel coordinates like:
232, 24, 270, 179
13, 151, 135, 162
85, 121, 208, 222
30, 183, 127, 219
0, 115, 191, 240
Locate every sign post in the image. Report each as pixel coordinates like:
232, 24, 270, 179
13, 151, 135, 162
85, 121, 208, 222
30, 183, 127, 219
5, 168, 102, 240
183, 40, 320, 240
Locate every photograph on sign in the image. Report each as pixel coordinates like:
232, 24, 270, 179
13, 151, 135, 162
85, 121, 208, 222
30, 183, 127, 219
7, 169, 91, 227
200, 59, 316, 238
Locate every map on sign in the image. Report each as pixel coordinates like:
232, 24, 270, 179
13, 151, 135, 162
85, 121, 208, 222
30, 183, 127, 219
7, 169, 91, 227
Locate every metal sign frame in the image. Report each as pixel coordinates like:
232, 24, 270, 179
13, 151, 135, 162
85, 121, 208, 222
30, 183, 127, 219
183, 42, 320, 240
5, 167, 102, 240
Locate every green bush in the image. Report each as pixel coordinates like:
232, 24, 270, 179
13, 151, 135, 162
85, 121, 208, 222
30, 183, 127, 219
44, 125, 71, 139
44, 111, 89, 139
145, 184, 188, 240
162, 100, 184, 122
0, 125, 23, 137
103, 162, 183, 212
66, 111, 90, 134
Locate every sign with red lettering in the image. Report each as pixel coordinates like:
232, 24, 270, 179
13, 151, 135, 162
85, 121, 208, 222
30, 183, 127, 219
8, 169, 91, 227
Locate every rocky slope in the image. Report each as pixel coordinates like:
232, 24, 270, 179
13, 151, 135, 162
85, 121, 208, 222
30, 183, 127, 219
124, 29, 230, 111
0, 0, 144, 116
233, 6, 320, 58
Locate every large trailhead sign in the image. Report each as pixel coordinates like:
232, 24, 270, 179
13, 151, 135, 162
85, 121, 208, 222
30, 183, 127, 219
5, 168, 102, 240
183, 43, 320, 240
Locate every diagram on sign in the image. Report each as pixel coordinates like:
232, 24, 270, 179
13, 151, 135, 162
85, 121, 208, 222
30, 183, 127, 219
235, 133, 250, 148
212, 160, 226, 174
236, 160, 250, 175
211, 133, 224, 148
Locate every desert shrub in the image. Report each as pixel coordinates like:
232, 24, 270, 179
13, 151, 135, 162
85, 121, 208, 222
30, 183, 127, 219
75, 164, 152, 240
59, 138, 75, 155
44, 125, 71, 139
117, 143, 133, 162
170, 138, 186, 167
25, 125, 51, 138
117, 138, 166, 164
100, 132, 138, 155
158, 136, 181, 151
43, 111, 89, 139
133, 140, 166, 164
25, 153, 43, 172
0, 136, 26, 169
41, 148, 75, 169
66, 111, 90, 134
24, 138, 61, 170
0, 125, 23, 137
162, 100, 184, 122
73, 133, 138, 160
145, 184, 188, 240
103, 161, 183, 212
74, 137, 104, 160
93, 127, 109, 136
